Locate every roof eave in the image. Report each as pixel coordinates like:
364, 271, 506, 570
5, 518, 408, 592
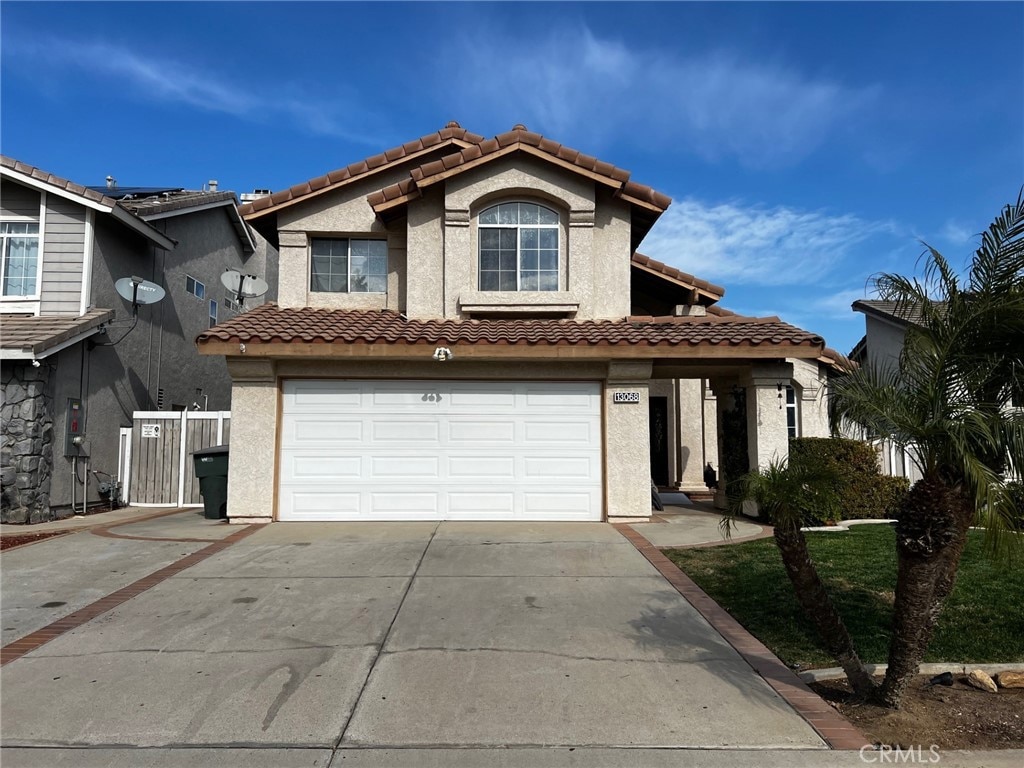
197, 339, 823, 360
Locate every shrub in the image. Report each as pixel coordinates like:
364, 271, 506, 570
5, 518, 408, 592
1005, 481, 1024, 531
789, 437, 909, 521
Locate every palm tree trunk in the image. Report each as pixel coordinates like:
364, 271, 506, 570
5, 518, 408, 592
773, 525, 878, 698
875, 478, 972, 708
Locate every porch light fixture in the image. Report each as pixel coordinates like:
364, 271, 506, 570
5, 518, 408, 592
432, 346, 453, 362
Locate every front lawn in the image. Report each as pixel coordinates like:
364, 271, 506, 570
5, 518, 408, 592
665, 525, 1024, 668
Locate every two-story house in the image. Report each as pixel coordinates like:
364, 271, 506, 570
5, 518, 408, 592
198, 123, 838, 524
0, 157, 275, 523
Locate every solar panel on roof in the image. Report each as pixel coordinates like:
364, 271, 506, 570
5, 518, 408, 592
85, 186, 183, 199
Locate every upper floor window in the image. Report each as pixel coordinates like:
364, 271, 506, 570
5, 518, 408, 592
186, 275, 205, 299
1, 222, 40, 297
479, 202, 558, 292
209, 299, 218, 328
311, 238, 387, 293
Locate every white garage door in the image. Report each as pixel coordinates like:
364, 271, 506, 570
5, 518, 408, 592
278, 380, 603, 521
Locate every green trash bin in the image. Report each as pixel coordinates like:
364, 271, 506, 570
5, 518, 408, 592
192, 445, 229, 520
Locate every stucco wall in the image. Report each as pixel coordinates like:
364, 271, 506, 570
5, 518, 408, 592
225, 356, 654, 522
864, 315, 906, 375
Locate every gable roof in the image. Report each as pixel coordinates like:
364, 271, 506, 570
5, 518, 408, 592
630, 253, 725, 302
196, 303, 824, 360
853, 299, 932, 327
368, 124, 670, 215
1, 156, 176, 250
239, 122, 486, 220
117, 189, 256, 254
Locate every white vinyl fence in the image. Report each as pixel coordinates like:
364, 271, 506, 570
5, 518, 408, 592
118, 411, 231, 507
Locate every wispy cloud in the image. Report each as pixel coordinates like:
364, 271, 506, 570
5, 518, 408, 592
641, 198, 897, 286
445, 25, 878, 167
4, 37, 383, 144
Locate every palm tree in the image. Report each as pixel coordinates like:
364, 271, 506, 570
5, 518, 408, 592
831, 191, 1024, 708
738, 459, 879, 699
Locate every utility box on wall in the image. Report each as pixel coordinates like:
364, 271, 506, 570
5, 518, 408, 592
64, 397, 86, 456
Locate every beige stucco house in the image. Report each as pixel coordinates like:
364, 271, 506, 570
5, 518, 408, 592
198, 123, 841, 523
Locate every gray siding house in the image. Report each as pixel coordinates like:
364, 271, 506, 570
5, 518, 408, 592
1, 157, 276, 523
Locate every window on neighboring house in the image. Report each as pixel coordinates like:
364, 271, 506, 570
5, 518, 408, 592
310, 238, 387, 293
224, 295, 239, 313
478, 202, 559, 292
209, 299, 218, 328
1, 222, 40, 297
186, 275, 205, 299
786, 385, 800, 439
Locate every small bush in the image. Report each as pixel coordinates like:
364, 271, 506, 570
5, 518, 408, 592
789, 437, 909, 521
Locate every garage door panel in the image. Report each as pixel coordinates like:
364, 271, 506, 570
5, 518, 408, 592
288, 454, 362, 480
447, 455, 517, 480
289, 381, 363, 410
524, 386, 595, 410
279, 380, 602, 521
523, 456, 596, 480
371, 456, 439, 478
287, 417, 364, 444
447, 420, 516, 443
523, 420, 597, 445
371, 420, 440, 443
370, 493, 439, 516
448, 385, 516, 409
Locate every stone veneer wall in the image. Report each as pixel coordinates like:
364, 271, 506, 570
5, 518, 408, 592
1, 363, 56, 523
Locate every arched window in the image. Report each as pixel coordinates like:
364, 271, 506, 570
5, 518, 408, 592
478, 202, 559, 291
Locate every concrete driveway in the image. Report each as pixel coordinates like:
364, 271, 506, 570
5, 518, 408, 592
1, 510, 865, 766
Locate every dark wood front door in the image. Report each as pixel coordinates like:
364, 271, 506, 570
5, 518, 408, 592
649, 396, 669, 487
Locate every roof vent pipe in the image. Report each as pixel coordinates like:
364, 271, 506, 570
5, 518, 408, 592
208, 179, 218, 192
105, 175, 116, 190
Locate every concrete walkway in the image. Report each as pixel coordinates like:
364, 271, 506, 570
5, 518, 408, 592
630, 504, 769, 548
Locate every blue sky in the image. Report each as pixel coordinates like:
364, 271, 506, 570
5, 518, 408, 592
2, 2, 1021, 353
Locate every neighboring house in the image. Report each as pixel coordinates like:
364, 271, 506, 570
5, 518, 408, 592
848, 299, 926, 483
198, 122, 840, 524
0, 157, 276, 523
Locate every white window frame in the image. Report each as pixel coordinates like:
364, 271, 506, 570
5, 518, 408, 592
785, 385, 800, 439
309, 237, 388, 294
478, 201, 560, 292
209, 299, 218, 328
0, 190, 46, 315
185, 274, 205, 300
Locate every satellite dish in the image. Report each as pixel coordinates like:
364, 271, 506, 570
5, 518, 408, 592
221, 270, 269, 306
115, 276, 166, 310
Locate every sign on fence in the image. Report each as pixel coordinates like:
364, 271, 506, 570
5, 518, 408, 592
120, 411, 231, 507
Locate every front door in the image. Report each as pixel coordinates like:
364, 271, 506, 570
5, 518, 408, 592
649, 396, 669, 487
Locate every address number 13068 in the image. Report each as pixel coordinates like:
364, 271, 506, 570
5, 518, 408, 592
612, 391, 641, 404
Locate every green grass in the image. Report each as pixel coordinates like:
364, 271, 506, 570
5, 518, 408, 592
665, 525, 1024, 668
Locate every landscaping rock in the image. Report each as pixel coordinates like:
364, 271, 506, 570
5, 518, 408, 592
966, 669, 998, 693
995, 671, 1024, 689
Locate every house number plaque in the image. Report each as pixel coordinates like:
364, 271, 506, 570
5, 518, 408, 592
612, 392, 641, 404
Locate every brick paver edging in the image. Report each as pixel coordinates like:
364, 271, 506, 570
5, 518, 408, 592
0, 524, 260, 667
614, 523, 869, 751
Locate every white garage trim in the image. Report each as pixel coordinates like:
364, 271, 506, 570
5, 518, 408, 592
278, 379, 603, 521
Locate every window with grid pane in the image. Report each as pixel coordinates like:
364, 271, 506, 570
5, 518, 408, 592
310, 238, 387, 293
478, 202, 558, 292
1, 222, 40, 297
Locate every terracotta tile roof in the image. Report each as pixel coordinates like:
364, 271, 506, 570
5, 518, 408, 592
239, 122, 485, 219
368, 124, 671, 214
2, 155, 118, 208
631, 253, 725, 299
197, 303, 823, 351
818, 346, 854, 373
0, 309, 115, 358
